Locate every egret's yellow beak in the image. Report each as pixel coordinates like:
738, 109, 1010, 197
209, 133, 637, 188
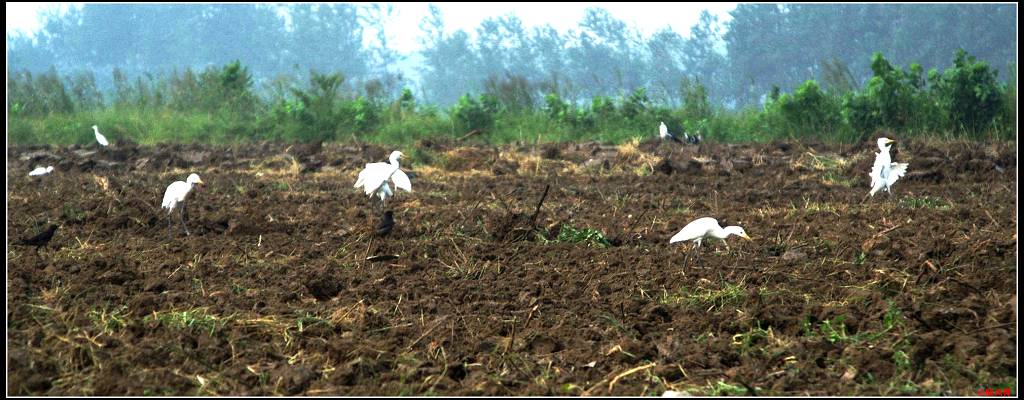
196, 178, 205, 185
741, 233, 752, 241
885, 139, 896, 144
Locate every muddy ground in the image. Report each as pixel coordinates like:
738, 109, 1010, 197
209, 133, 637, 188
7, 137, 1017, 395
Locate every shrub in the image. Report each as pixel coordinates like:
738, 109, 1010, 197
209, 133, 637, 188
770, 80, 841, 138
452, 93, 499, 133
932, 49, 1006, 135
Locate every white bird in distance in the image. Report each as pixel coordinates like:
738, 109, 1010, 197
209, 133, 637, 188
93, 125, 109, 146
659, 121, 683, 143
28, 165, 54, 176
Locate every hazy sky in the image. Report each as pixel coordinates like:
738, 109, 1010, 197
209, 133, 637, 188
6, 2, 737, 53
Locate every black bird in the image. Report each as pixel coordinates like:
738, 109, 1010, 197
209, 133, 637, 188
685, 132, 702, 145
18, 224, 59, 252
375, 211, 395, 237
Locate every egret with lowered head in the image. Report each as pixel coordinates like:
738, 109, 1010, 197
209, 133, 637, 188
162, 173, 204, 236
28, 166, 54, 176
670, 217, 751, 251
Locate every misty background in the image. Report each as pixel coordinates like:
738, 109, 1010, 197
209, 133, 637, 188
7, 3, 1016, 109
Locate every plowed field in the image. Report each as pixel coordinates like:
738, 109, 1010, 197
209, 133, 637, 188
7, 138, 1017, 395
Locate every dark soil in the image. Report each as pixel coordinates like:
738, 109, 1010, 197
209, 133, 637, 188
7, 138, 1017, 395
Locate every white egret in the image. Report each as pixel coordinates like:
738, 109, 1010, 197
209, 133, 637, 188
869, 137, 908, 197
162, 173, 204, 236
28, 166, 54, 176
353, 151, 411, 208
659, 122, 683, 143
93, 125, 109, 146
670, 217, 751, 250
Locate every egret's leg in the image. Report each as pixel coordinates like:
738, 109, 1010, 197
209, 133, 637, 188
180, 203, 190, 236
365, 195, 374, 227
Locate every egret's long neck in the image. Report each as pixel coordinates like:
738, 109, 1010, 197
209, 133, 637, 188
388, 155, 401, 172
723, 226, 744, 237
706, 225, 727, 239
877, 146, 892, 162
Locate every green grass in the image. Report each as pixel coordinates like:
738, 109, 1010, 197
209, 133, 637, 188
88, 305, 130, 335
731, 322, 775, 355
660, 282, 747, 311
406, 146, 448, 169
144, 308, 230, 336
8, 109, 245, 145
62, 203, 86, 223
9, 102, 1013, 146
544, 224, 612, 248
823, 171, 857, 187
706, 380, 750, 396
898, 196, 951, 209
806, 302, 908, 344
271, 181, 290, 191
818, 315, 852, 343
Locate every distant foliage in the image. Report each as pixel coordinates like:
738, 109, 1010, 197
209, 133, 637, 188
842, 53, 938, 137
768, 80, 842, 138
216, 60, 259, 118
452, 93, 499, 133
484, 73, 535, 113
5, 50, 1015, 145
932, 49, 1006, 134
6, 4, 1015, 111
841, 50, 1008, 139
8, 68, 74, 115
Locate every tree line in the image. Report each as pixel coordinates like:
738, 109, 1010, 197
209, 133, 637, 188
7, 3, 1015, 108
7, 49, 1014, 145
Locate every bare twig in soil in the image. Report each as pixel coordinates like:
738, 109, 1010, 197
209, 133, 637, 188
608, 362, 656, 393
365, 254, 400, 262
524, 304, 539, 329
528, 184, 551, 228
875, 224, 902, 236
736, 377, 758, 396
967, 322, 1015, 334
614, 208, 649, 245
504, 316, 517, 355
947, 276, 980, 292
406, 316, 449, 350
